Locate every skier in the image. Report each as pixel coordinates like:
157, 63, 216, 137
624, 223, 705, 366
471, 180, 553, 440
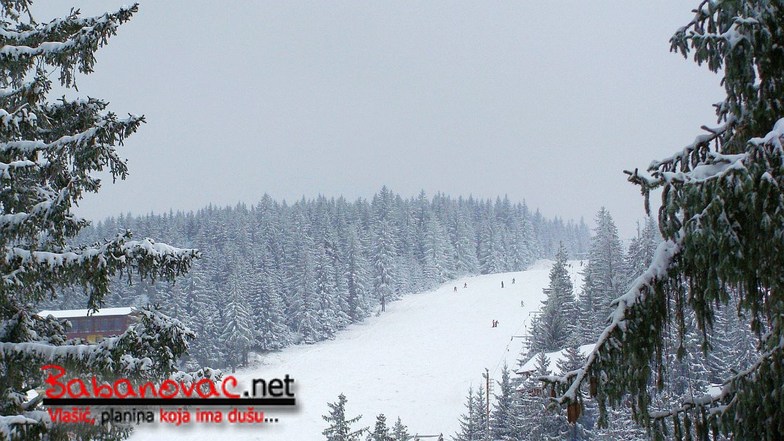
501, 281, 504, 288
463, 282, 467, 289
512, 277, 515, 284
453, 286, 457, 292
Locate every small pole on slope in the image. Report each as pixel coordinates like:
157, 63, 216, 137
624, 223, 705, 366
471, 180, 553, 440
483, 368, 490, 439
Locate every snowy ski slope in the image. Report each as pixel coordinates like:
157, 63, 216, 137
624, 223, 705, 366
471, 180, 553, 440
131, 260, 583, 440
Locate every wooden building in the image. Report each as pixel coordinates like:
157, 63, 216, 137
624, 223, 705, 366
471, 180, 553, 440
37, 307, 138, 343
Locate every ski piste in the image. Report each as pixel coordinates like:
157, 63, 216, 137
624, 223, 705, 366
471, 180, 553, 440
131, 260, 583, 440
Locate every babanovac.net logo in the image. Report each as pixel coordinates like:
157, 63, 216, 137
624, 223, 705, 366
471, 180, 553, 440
41, 364, 296, 427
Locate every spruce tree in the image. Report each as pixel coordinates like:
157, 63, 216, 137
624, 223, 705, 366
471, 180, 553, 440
0, 2, 199, 438
477, 217, 502, 275
315, 246, 348, 338
344, 226, 371, 322
490, 364, 516, 441
550, 2, 784, 439
516, 373, 574, 440
473, 385, 489, 440
556, 344, 585, 377
373, 219, 396, 311
705, 297, 756, 385
251, 265, 291, 352
621, 216, 660, 291
578, 208, 623, 342
453, 387, 481, 441
220, 274, 255, 370
368, 414, 392, 441
391, 417, 411, 441
322, 393, 365, 441
451, 212, 479, 276
421, 217, 455, 285
529, 243, 579, 353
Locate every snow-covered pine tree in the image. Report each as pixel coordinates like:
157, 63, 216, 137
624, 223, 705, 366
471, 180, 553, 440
510, 205, 538, 270
621, 216, 660, 292
367, 414, 392, 441
473, 385, 489, 440
477, 215, 502, 275
373, 219, 396, 312
489, 364, 516, 441
315, 245, 350, 338
534, 351, 551, 377
163, 278, 191, 328
516, 361, 574, 441
658, 311, 711, 403
421, 216, 455, 285
344, 226, 371, 322
0, 2, 199, 438
705, 297, 755, 385
322, 393, 365, 441
220, 274, 255, 370
556, 344, 585, 377
551, 2, 784, 439
391, 417, 411, 441
187, 263, 228, 368
578, 208, 624, 342
251, 258, 291, 352
453, 387, 481, 441
529, 243, 579, 353
286, 213, 322, 343
450, 210, 479, 276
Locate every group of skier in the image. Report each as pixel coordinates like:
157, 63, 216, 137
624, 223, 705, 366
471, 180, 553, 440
449, 277, 523, 327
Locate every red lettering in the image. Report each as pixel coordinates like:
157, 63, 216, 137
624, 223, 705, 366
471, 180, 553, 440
41, 365, 65, 398
180, 380, 197, 397
66, 378, 88, 398
139, 382, 158, 398
91, 378, 113, 398
221, 376, 240, 399
40, 363, 258, 403
197, 378, 219, 398
159, 379, 179, 398
114, 379, 138, 398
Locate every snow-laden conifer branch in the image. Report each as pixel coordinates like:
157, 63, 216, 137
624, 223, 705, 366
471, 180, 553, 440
0, 2, 205, 438
540, 238, 682, 403
648, 322, 784, 421
548, 117, 784, 436
0, 114, 143, 155
0, 4, 139, 87
626, 120, 735, 191
1, 232, 198, 309
0, 74, 45, 100
0, 4, 136, 43
2, 307, 191, 374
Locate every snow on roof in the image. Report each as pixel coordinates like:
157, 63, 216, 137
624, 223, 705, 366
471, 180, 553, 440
518, 343, 596, 375
36, 307, 136, 319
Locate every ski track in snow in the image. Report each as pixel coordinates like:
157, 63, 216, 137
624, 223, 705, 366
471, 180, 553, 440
131, 260, 584, 441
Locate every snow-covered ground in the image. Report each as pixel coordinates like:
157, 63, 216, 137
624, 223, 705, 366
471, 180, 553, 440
131, 260, 584, 440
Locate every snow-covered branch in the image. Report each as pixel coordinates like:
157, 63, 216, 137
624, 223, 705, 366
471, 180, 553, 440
541, 238, 682, 403
0, 114, 143, 154
1, 233, 198, 308
649, 324, 784, 422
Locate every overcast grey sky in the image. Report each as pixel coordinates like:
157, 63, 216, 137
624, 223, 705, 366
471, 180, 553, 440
36, 1, 721, 239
